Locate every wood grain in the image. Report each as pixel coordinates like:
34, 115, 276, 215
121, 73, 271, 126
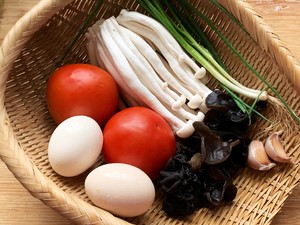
0, 0, 299, 224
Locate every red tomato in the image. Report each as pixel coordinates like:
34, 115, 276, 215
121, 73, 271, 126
46, 64, 119, 127
102, 107, 176, 180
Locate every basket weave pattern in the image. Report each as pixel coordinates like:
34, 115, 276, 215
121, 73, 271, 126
1, 0, 300, 224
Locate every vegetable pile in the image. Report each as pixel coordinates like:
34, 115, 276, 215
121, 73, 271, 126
45, 0, 297, 220
87, 9, 269, 138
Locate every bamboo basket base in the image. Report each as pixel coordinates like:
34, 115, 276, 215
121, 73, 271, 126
1, 0, 300, 224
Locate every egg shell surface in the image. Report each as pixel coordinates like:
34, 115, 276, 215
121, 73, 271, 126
48, 115, 103, 177
85, 163, 155, 217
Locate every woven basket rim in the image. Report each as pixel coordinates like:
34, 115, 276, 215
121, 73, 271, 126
219, 0, 300, 92
1, 0, 300, 224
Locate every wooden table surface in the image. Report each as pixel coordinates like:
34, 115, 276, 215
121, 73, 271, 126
0, 0, 300, 224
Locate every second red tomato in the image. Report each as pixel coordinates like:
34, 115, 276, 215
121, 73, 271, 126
102, 107, 176, 180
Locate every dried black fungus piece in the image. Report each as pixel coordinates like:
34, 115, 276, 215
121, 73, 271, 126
222, 181, 238, 202
204, 179, 238, 206
204, 112, 249, 140
159, 161, 207, 217
175, 134, 201, 158
193, 121, 232, 165
205, 89, 238, 111
205, 89, 267, 128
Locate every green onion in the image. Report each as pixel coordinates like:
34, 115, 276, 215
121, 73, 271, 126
177, 0, 300, 124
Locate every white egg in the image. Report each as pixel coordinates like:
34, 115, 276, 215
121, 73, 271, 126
48, 115, 103, 177
85, 163, 155, 217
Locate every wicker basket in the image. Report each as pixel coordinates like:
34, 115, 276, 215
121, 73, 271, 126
1, 0, 300, 224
